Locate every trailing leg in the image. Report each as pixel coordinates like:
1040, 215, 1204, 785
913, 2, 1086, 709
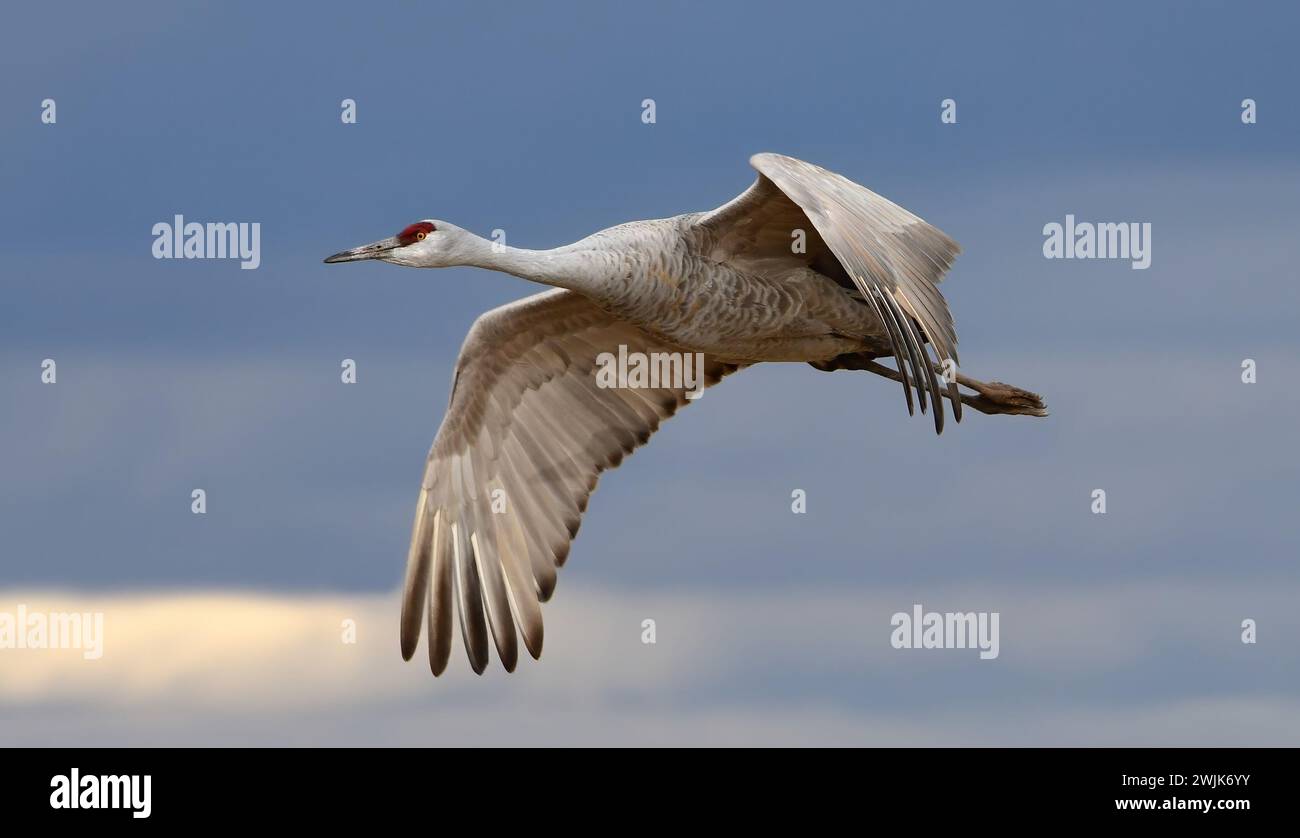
811, 354, 1047, 418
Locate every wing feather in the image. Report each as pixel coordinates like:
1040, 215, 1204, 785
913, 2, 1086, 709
426, 509, 455, 675
697, 152, 962, 430
401, 289, 740, 673
751, 152, 959, 430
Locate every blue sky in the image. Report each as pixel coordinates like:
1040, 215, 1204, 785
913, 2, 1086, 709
2, 0, 1298, 745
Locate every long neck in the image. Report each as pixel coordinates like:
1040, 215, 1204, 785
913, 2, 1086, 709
456, 233, 608, 295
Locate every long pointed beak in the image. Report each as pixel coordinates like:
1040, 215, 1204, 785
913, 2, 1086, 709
323, 236, 402, 264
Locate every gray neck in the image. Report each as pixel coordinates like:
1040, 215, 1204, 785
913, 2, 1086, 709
456, 233, 603, 295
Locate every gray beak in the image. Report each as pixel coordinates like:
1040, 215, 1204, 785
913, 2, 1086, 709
323, 236, 402, 264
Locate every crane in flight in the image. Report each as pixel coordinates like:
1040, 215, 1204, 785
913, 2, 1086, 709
325, 153, 1046, 676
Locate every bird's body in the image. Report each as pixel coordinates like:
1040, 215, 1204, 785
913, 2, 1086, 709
508, 215, 888, 362
325, 152, 1047, 676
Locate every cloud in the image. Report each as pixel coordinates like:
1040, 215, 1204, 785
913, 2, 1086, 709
2, 579, 1295, 745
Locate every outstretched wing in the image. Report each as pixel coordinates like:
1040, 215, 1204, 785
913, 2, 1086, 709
402, 289, 741, 675
697, 152, 962, 432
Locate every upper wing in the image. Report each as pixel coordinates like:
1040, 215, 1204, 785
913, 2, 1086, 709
696, 152, 962, 432
402, 289, 741, 675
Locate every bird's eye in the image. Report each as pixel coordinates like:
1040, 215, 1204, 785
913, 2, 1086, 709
397, 221, 437, 246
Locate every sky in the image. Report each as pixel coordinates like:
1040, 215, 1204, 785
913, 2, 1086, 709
1, 0, 1298, 745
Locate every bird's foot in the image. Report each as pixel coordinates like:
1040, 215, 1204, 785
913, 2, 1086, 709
953, 375, 1047, 417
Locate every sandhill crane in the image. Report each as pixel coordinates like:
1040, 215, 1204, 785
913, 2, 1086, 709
325, 153, 1046, 675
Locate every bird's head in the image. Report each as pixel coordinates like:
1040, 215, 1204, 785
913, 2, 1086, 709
324, 219, 474, 268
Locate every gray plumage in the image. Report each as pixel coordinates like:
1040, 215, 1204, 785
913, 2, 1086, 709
325, 152, 1046, 675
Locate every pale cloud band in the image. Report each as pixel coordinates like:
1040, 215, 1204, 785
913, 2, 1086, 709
2, 581, 1296, 746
